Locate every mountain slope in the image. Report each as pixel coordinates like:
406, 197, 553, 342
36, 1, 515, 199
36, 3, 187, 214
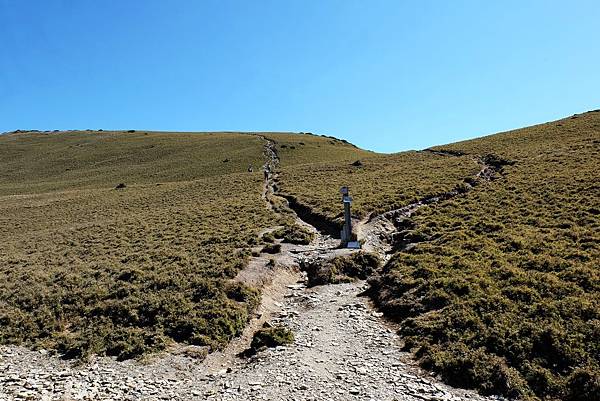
272, 111, 600, 400
0, 131, 278, 359
1, 112, 598, 401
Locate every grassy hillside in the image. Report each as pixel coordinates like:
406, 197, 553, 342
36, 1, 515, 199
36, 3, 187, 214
270, 113, 600, 400
0, 130, 282, 359
266, 133, 482, 222
264, 132, 373, 166
378, 111, 599, 400
1, 113, 598, 400
0, 130, 264, 194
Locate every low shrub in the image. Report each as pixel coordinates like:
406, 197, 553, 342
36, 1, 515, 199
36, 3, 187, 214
262, 243, 281, 254
303, 252, 380, 286
419, 343, 530, 399
565, 367, 600, 401
272, 223, 314, 245
261, 232, 275, 243
250, 326, 294, 350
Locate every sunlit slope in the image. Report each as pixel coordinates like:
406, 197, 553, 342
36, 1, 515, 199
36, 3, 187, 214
371, 111, 600, 400
1, 114, 598, 401
267, 113, 600, 400
268, 133, 481, 220
0, 130, 278, 359
0, 130, 266, 195
264, 132, 373, 166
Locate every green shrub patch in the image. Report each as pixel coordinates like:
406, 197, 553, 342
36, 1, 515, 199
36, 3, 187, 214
272, 223, 315, 245
250, 326, 294, 351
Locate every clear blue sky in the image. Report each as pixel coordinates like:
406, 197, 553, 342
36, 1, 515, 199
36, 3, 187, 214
1, 1, 599, 152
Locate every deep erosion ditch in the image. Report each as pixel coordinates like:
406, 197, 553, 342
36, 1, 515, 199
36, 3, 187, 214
257, 135, 514, 287
276, 193, 342, 237
260, 135, 342, 237
257, 135, 350, 269
258, 135, 337, 252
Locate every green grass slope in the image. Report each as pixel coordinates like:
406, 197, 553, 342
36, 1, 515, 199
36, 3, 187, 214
267, 133, 482, 223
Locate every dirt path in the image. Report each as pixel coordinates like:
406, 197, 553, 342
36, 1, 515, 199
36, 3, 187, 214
201, 136, 349, 373
196, 281, 496, 401
0, 140, 504, 401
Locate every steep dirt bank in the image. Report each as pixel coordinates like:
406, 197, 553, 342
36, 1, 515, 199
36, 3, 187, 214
276, 192, 342, 237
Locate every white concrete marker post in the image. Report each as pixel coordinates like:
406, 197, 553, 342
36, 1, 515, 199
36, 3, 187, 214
340, 186, 361, 249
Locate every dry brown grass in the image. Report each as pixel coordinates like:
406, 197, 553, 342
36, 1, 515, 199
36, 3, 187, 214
0, 130, 280, 359
2, 113, 598, 401
369, 112, 600, 400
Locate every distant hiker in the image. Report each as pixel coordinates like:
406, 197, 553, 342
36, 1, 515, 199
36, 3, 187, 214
248, 165, 254, 172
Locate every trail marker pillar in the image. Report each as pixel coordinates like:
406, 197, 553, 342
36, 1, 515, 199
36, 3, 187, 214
340, 186, 361, 249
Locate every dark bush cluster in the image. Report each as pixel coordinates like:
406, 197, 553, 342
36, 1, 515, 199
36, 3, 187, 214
261, 243, 282, 254
250, 325, 294, 351
303, 252, 381, 287
272, 223, 314, 245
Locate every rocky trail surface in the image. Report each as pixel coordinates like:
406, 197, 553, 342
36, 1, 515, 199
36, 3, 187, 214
0, 139, 503, 401
200, 280, 499, 401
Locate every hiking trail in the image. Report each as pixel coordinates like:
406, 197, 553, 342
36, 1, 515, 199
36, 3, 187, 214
0, 138, 504, 401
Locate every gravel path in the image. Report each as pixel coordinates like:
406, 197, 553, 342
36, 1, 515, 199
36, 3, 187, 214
201, 279, 501, 401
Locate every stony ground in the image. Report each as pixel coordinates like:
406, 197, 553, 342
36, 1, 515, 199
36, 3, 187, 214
201, 279, 501, 401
